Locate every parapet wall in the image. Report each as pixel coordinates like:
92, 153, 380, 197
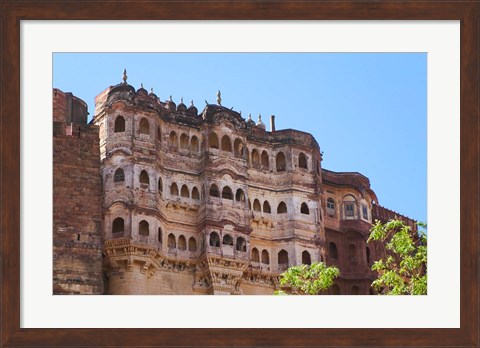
322, 169, 370, 189
371, 204, 417, 230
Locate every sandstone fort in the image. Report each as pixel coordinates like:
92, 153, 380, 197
53, 71, 415, 295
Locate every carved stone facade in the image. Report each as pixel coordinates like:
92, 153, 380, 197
53, 79, 415, 295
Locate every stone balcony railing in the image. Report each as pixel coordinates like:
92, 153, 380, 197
339, 218, 372, 235
110, 231, 125, 239
205, 245, 249, 260
250, 262, 271, 272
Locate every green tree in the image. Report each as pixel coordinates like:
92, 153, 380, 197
274, 262, 340, 295
368, 219, 427, 295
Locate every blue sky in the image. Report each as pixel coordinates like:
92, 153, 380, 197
53, 53, 427, 223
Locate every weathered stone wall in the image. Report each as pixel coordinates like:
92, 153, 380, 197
53, 89, 103, 295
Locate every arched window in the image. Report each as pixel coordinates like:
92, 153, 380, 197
362, 204, 369, 220
209, 132, 219, 149
192, 187, 200, 200
327, 198, 335, 217
188, 237, 197, 252
351, 285, 360, 295
223, 234, 233, 246
169, 131, 178, 148
181, 184, 189, 198
277, 201, 287, 214
178, 235, 186, 251
302, 250, 312, 265
157, 227, 162, 243
139, 118, 149, 135
209, 232, 220, 247
112, 217, 124, 234
114, 116, 125, 133
251, 149, 260, 167
234, 138, 244, 158
209, 184, 219, 198
235, 188, 245, 202
343, 195, 356, 218
251, 248, 260, 262
170, 183, 179, 196
278, 250, 289, 268
157, 126, 161, 141
263, 201, 271, 214
139, 220, 149, 236
168, 233, 176, 249
180, 133, 189, 150
113, 168, 124, 182
366, 247, 371, 264
298, 152, 308, 169
191, 136, 199, 153
261, 151, 269, 170
221, 135, 232, 152
331, 284, 341, 295
253, 199, 261, 212
236, 237, 246, 252
329, 242, 338, 259
222, 186, 233, 200
261, 250, 270, 264
139, 170, 149, 185
301, 202, 310, 214
158, 177, 163, 194
276, 152, 286, 172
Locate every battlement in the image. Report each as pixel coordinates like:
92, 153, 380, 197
53, 88, 88, 125
371, 204, 417, 230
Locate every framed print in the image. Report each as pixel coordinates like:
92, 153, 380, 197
1, 1, 478, 347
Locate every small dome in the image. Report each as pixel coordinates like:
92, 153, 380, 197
256, 114, 266, 130
177, 97, 187, 112
166, 95, 176, 111
148, 88, 158, 100
137, 83, 148, 96
187, 100, 198, 115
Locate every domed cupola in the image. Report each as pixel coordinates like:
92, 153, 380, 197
136, 83, 148, 96
256, 114, 266, 130
187, 100, 198, 116
107, 69, 136, 97
177, 97, 187, 112
166, 95, 176, 111
148, 87, 159, 101
247, 113, 255, 126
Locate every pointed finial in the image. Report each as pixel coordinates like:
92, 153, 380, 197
181, 97, 184, 104
216, 90, 222, 106
140, 83, 144, 89
239, 111, 242, 115
169, 95, 173, 102
122, 69, 127, 84
248, 113, 252, 120
190, 100, 194, 106
150, 88, 154, 94
258, 114, 262, 122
